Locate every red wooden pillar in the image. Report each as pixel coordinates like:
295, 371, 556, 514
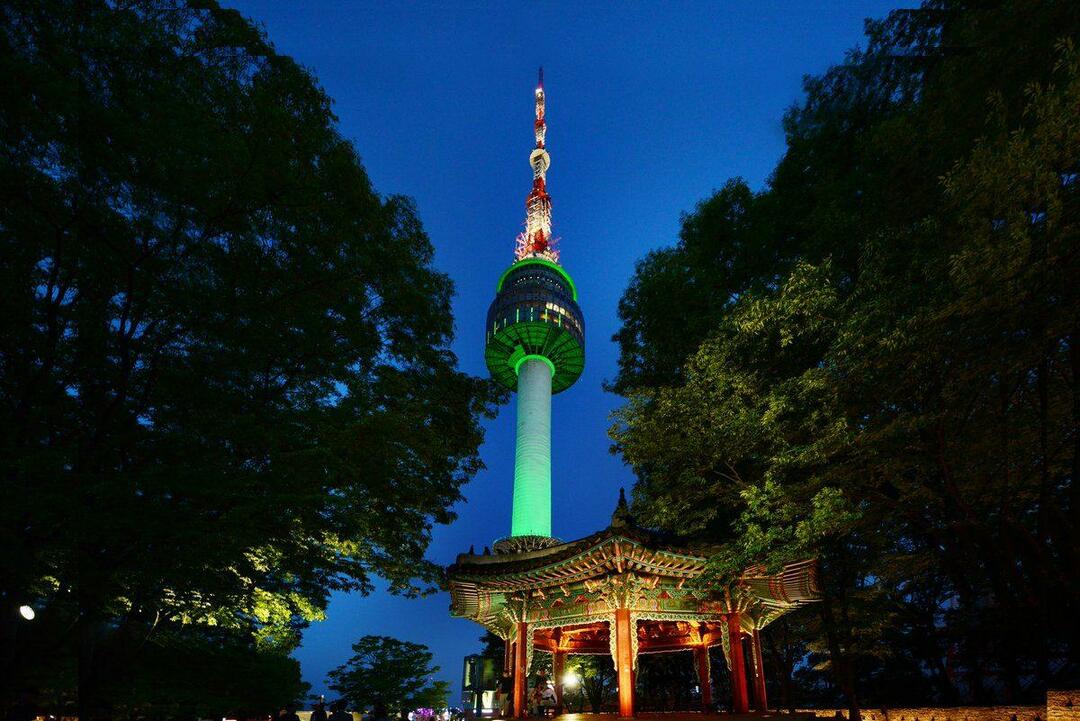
553, 649, 567, 713
751, 629, 768, 711
694, 645, 713, 711
727, 613, 749, 714
514, 622, 528, 719
614, 609, 636, 718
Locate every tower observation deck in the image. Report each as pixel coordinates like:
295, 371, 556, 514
485, 69, 585, 548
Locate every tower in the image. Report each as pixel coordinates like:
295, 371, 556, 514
452, 75, 819, 721
485, 69, 585, 550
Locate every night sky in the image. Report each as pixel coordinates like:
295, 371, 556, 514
221, 0, 908, 703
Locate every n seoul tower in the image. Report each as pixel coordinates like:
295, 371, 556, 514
486, 69, 585, 551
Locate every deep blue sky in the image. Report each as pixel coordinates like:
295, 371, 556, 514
223, 0, 908, 704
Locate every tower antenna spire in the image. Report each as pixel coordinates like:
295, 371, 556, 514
516, 67, 557, 262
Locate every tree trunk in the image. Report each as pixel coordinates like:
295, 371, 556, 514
77, 612, 104, 721
764, 627, 796, 712
1033, 355, 1051, 690
0, 595, 19, 712
820, 595, 860, 721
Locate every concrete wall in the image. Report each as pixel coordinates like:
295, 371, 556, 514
793, 691, 1080, 721
797, 706, 1043, 721
1048, 691, 1080, 721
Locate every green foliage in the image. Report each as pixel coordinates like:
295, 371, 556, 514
478, 631, 505, 660
610, 180, 774, 395
0, 0, 499, 717
706, 483, 861, 587
634, 651, 699, 712
567, 655, 615, 713
327, 636, 449, 716
105, 624, 309, 720
12, 609, 308, 719
612, 1, 1080, 711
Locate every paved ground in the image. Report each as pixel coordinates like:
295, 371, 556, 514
557, 714, 815, 721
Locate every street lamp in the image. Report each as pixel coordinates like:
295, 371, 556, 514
18, 605, 35, 621
562, 672, 579, 689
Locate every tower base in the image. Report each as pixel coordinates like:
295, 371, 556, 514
493, 535, 562, 554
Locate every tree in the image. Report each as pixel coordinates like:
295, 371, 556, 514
102, 625, 310, 720
610, 180, 774, 396
478, 631, 505, 660
635, 651, 698, 711
0, 1, 499, 718
569, 655, 615, 713
328, 636, 449, 718
610, 0, 1080, 714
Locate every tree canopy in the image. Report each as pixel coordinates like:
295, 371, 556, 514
478, 630, 506, 660
569, 655, 616, 714
328, 635, 450, 717
0, 1, 498, 718
611, 0, 1080, 714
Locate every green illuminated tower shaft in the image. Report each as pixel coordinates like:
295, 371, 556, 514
485, 71, 585, 550
512, 357, 554, 536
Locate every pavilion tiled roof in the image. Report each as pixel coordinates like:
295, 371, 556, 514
447, 494, 820, 639
447, 523, 720, 581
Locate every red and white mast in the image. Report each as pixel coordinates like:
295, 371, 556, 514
515, 67, 559, 263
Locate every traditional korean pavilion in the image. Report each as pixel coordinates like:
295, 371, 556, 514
448, 72, 820, 718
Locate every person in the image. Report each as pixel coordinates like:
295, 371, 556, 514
277, 704, 302, 721
529, 682, 542, 718
537, 678, 557, 718
497, 671, 514, 718
311, 699, 329, 721
328, 700, 352, 721
371, 702, 390, 721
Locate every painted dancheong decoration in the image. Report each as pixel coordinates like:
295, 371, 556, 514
452, 71, 820, 719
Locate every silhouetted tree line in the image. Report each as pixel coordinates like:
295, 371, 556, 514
610, 1, 1080, 718
0, 1, 499, 719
